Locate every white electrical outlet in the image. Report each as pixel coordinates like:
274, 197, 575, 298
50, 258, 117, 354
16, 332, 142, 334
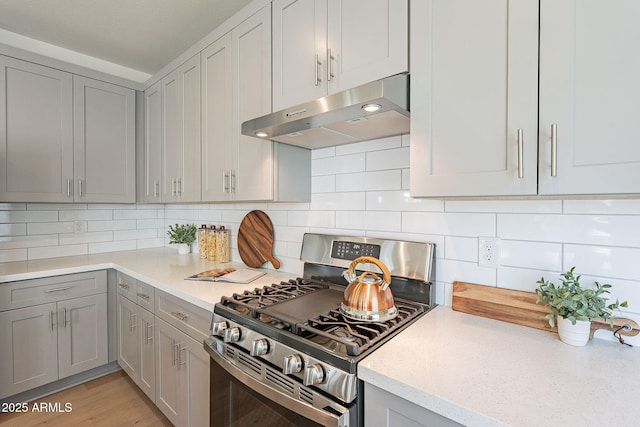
478, 237, 500, 268
74, 221, 87, 233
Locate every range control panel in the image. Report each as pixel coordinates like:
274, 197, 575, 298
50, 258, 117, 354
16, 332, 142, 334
331, 240, 381, 260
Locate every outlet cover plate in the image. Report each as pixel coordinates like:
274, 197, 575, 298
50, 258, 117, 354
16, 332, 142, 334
478, 237, 500, 268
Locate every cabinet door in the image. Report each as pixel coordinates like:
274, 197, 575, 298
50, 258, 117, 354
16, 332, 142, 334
181, 333, 210, 427
73, 76, 135, 203
201, 33, 234, 202
0, 56, 73, 202
162, 54, 201, 203
116, 294, 138, 381
539, 0, 640, 195
272, 0, 327, 110
58, 294, 108, 379
409, 0, 538, 197
155, 318, 182, 426
327, 0, 408, 94
0, 303, 58, 399
233, 5, 274, 201
138, 306, 155, 402
145, 81, 163, 203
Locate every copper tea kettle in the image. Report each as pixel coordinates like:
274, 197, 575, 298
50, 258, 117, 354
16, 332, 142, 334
340, 256, 397, 322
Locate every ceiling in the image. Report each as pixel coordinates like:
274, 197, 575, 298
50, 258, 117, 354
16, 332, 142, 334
0, 0, 253, 81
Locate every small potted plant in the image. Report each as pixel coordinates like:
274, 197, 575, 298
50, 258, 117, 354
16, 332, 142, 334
167, 223, 197, 254
535, 267, 627, 346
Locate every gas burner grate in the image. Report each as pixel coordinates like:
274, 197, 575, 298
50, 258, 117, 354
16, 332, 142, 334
219, 278, 328, 318
300, 301, 425, 356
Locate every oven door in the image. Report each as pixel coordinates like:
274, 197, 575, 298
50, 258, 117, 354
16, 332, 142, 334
205, 338, 355, 427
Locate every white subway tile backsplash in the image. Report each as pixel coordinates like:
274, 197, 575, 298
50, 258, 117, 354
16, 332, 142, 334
500, 240, 562, 271
0, 203, 26, 210
311, 146, 335, 159
499, 214, 640, 247
336, 135, 401, 156
496, 267, 561, 293
336, 170, 401, 192
88, 220, 137, 231
312, 153, 364, 176
59, 210, 112, 221
114, 209, 159, 220
437, 259, 497, 286
29, 244, 87, 260
401, 134, 410, 147
401, 168, 410, 190
564, 244, 640, 281
0, 210, 58, 223
365, 190, 444, 212
0, 235, 58, 249
310, 192, 366, 211
563, 199, 640, 215
0, 224, 26, 236
576, 275, 639, 310
0, 248, 27, 262
59, 231, 112, 245
403, 212, 496, 237
27, 203, 87, 210
114, 229, 157, 241
335, 211, 364, 230
446, 200, 562, 214
288, 211, 335, 228
89, 240, 137, 254
444, 236, 478, 263
137, 238, 165, 249
366, 147, 409, 171
311, 175, 336, 193
28, 222, 74, 235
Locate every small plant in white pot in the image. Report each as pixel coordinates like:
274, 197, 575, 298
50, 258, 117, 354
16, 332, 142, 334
535, 267, 627, 346
167, 223, 197, 254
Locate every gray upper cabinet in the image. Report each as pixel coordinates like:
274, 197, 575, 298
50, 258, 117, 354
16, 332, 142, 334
162, 54, 201, 203
144, 81, 163, 203
73, 76, 136, 203
272, 0, 408, 111
0, 55, 136, 203
0, 56, 74, 202
410, 0, 640, 198
538, 0, 640, 195
409, 0, 539, 198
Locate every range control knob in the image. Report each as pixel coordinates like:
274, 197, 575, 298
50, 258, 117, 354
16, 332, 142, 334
211, 321, 227, 337
283, 354, 303, 375
223, 327, 241, 343
303, 364, 325, 386
250, 339, 270, 356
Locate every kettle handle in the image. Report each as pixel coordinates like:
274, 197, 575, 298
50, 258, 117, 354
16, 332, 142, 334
347, 256, 392, 290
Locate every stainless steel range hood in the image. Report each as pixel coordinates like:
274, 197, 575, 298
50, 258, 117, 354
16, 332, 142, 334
241, 74, 409, 149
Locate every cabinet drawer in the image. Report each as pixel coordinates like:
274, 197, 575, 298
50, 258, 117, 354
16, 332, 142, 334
0, 271, 107, 312
155, 290, 211, 341
116, 272, 138, 302
136, 281, 155, 312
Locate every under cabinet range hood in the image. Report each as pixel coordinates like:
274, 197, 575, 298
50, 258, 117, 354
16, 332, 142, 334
241, 74, 409, 149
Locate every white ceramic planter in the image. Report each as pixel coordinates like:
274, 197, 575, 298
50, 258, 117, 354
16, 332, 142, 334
556, 316, 591, 346
176, 243, 190, 255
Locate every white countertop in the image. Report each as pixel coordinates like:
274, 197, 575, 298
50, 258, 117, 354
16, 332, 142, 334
358, 306, 640, 427
0, 248, 297, 312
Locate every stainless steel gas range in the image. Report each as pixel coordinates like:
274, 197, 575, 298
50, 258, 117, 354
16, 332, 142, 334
203, 233, 435, 426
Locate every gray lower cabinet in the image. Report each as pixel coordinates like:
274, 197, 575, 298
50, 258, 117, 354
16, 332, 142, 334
0, 271, 108, 399
364, 383, 463, 427
116, 275, 209, 427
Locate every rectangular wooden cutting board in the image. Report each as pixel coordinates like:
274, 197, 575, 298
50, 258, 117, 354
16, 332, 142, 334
452, 281, 640, 340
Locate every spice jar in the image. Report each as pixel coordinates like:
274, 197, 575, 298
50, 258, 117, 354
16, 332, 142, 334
216, 226, 230, 263
197, 224, 208, 259
206, 225, 217, 261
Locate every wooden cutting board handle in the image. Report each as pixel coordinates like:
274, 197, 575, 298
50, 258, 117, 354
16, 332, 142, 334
590, 318, 640, 340
237, 210, 280, 269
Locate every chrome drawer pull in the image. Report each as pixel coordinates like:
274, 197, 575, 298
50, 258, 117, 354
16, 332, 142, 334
44, 286, 72, 293
118, 283, 130, 290
517, 128, 524, 179
171, 311, 188, 322
551, 123, 557, 177
137, 293, 150, 301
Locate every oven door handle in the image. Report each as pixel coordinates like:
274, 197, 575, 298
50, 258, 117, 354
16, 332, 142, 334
206, 340, 349, 427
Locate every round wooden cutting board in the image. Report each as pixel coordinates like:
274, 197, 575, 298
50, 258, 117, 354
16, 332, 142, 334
237, 210, 280, 269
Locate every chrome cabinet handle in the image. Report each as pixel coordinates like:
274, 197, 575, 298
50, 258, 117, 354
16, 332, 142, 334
315, 54, 321, 86
171, 178, 176, 196
78, 179, 83, 197
171, 339, 176, 366
130, 312, 137, 331
62, 307, 68, 328
223, 171, 230, 193
50, 310, 56, 331
146, 323, 153, 344
177, 178, 182, 196
137, 293, 150, 301
517, 128, 524, 179
67, 179, 72, 198
118, 283, 130, 290
327, 48, 334, 82
154, 180, 160, 198
178, 344, 186, 366
171, 311, 188, 322
44, 286, 72, 293
230, 171, 236, 192
550, 124, 557, 177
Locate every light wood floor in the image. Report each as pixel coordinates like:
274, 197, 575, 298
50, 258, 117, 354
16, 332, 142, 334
0, 371, 172, 426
